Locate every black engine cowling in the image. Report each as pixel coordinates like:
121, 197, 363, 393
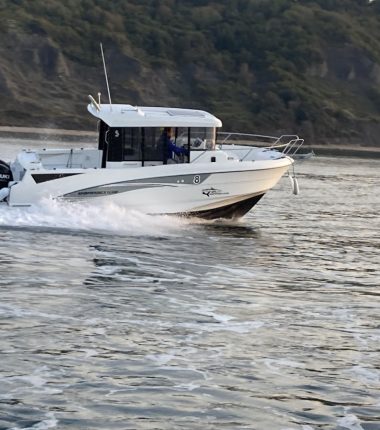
0, 160, 13, 189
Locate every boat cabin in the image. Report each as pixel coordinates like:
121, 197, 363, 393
88, 102, 222, 168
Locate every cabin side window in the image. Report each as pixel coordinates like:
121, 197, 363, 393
107, 127, 142, 162
97, 120, 108, 151
107, 128, 123, 161
144, 128, 165, 162
98, 125, 216, 165
177, 127, 216, 150
191, 127, 216, 150
122, 128, 142, 161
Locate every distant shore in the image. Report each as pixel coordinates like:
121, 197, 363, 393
0, 126, 97, 143
0, 126, 379, 158
310, 145, 380, 159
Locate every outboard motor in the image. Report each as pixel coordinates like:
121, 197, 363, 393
0, 160, 13, 201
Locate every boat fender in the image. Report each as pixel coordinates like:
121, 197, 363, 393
293, 176, 299, 195
288, 174, 294, 190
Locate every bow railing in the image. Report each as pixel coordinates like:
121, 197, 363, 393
217, 132, 305, 157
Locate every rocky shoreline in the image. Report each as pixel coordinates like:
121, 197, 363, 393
0, 126, 379, 158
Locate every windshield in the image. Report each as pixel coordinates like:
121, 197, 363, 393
176, 127, 216, 150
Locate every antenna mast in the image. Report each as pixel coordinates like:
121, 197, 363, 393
100, 43, 112, 111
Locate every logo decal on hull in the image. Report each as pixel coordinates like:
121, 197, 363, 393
202, 187, 229, 197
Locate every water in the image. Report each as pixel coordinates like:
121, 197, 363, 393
0, 138, 379, 430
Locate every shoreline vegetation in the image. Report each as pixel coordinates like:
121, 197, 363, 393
0, 1, 379, 146
1, 126, 379, 159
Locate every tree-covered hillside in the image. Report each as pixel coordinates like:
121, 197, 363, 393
0, 0, 379, 145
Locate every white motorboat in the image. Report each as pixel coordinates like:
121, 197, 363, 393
0, 98, 303, 219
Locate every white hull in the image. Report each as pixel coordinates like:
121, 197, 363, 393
6, 158, 291, 219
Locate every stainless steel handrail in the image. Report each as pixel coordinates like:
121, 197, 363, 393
217, 132, 304, 156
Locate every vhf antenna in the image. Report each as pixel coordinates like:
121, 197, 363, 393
100, 43, 112, 111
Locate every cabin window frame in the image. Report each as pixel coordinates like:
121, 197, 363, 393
99, 123, 215, 166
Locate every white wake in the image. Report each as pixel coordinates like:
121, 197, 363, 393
0, 199, 188, 237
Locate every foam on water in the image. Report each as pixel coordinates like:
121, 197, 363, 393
263, 358, 306, 373
0, 303, 77, 321
337, 414, 364, 430
280, 427, 314, 430
0, 198, 188, 236
9, 412, 58, 430
347, 365, 380, 385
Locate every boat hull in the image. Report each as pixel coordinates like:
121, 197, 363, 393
7, 158, 291, 219
182, 192, 265, 219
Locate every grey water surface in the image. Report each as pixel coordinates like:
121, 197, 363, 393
0, 139, 379, 430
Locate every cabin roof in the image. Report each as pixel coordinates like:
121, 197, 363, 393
87, 103, 222, 128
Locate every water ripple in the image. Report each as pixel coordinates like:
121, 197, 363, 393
0, 153, 379, 429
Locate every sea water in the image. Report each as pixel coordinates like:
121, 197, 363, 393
0, 138, 379, 430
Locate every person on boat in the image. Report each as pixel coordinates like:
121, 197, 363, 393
161, 128, 188, 162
